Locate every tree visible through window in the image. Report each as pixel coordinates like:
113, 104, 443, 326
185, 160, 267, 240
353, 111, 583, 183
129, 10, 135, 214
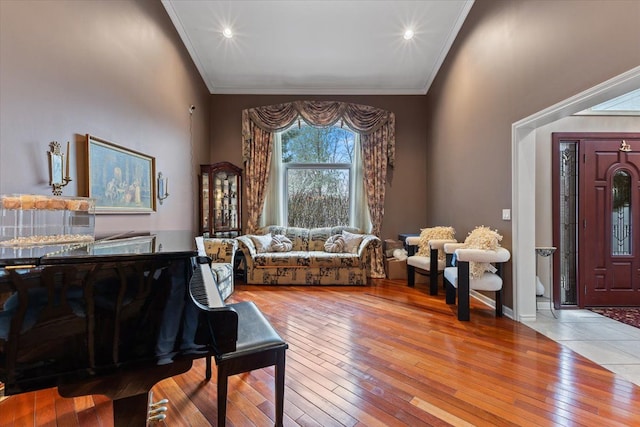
281, 123, 356, 228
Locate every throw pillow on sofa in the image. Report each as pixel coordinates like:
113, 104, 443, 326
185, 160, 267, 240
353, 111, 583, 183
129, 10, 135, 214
250, 233, 273, 253
324, 234, 345, 253
271, 234, 293, 252
342, 230, 364, 253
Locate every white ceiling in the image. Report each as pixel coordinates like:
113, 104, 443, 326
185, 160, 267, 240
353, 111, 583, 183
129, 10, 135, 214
161, 0, 474, 95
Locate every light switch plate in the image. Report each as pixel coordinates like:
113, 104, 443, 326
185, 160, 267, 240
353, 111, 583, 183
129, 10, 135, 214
502, 209, 511, 221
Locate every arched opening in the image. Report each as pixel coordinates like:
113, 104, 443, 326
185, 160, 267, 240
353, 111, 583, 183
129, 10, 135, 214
512, 66, 640, 321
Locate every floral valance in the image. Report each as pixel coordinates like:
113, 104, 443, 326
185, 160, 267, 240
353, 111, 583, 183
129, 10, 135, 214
242, 100, 395, 167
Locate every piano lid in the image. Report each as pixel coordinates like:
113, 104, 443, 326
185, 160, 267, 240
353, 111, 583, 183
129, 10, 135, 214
0, 230, 209, 397
0, 230, 197, 267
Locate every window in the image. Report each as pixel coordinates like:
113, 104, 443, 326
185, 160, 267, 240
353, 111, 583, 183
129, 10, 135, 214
262, 122, 370, 230
612, 169, 632, 255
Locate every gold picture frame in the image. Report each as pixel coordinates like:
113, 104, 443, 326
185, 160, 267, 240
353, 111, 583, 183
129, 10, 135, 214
86, 134, 156, 214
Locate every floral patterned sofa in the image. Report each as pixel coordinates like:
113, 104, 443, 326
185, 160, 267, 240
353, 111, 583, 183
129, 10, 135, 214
236, 226, 380, 285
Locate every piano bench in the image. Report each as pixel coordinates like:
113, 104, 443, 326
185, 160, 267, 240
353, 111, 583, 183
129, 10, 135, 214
205, 301, 288, 427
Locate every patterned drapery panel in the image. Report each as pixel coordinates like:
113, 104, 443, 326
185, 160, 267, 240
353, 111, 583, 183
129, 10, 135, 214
241, 101, 395, 277
361, 125, 393, 278
244, 122, 273, 234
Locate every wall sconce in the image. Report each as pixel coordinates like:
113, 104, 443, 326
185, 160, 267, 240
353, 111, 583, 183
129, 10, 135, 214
157, 172, 169, 205
48, 141, 72, 195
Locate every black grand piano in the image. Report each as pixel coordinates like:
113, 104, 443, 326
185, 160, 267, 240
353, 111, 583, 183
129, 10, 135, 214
0, 230, 251, 426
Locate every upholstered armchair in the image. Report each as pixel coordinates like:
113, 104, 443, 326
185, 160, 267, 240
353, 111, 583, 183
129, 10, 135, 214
406, 237, 457, 295
405, 226, 456, 295
443, 242, 511, 321
201, 238, 238, 300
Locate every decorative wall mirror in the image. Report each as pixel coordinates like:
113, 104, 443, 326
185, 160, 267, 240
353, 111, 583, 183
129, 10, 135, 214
48, 141, 71, 195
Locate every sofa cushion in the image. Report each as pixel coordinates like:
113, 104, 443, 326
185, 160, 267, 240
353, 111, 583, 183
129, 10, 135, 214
307, 226, 359, 250
309, 227, 335, 251
253, 251, 361, 268
282, 227, 309, 251
271, 234, 293, 252
310, 252, 361, 267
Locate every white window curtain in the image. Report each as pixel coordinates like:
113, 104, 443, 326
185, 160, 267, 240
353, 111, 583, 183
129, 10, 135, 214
260, 132, 284, 228
261, 131, 371, 232
350, 134, 372, 232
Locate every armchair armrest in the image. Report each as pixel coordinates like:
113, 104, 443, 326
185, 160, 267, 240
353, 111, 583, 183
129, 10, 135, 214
236, 235, 257, 257
406, 238, 458, 257
444, 242, 465, 254
428, 239, 457, 250
357, 235, 380, 258
405, 236, 420, 246
455, 247, 510, 263
405, 236, 421, 256
203, 238, 238, 264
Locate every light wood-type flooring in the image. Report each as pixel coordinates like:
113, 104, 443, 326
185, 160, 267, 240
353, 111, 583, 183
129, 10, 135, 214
2, 278, 640, 426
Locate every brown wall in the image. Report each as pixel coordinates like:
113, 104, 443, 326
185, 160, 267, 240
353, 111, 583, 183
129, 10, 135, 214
209, 95, 429, 241
425, 0, 640, 307
0, 0, 211, 233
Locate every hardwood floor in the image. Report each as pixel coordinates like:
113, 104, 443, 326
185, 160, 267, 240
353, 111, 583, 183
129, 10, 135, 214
2, 278, 640, 426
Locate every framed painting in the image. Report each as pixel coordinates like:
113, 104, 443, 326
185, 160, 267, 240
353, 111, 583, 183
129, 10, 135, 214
86, 134, 156, 214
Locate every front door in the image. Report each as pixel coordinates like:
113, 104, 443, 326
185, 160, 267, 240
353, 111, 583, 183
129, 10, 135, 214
581, 137, 640, 306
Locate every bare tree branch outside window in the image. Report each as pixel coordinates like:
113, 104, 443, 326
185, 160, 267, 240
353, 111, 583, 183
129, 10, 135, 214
282, 124, 355, 228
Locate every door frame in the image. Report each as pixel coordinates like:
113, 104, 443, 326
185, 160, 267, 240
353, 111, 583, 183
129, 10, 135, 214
552, 132, 640, 308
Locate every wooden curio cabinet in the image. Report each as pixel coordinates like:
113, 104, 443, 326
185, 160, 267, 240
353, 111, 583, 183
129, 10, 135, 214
199, 162, 242, 237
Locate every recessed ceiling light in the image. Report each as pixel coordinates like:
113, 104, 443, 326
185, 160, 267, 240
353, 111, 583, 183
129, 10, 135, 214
222, 27, 233, 39
403, 29, 414, 40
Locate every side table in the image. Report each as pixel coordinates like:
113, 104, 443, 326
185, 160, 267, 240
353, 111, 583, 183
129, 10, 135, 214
535, 246, 557, 318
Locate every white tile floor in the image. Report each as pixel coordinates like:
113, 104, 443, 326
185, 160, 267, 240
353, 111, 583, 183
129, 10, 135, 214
523, 305, 640, 387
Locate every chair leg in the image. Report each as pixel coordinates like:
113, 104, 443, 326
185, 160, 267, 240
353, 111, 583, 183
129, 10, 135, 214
445, 253, 453, 290
429, 269, 438, 295
458, 261, 470, 321
205, 356, 212, 380
429, 248, 438, 295
407, 264, 415, 287
496, 263, 504, 317
217, 366, 229, 427
274, 348, 286, 427
445, 278, 456, 305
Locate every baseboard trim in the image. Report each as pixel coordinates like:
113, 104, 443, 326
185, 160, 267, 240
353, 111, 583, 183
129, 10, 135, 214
470, 290, 514, 320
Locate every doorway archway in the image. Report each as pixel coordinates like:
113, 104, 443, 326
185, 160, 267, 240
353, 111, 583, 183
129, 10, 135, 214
512, 66, 640, 321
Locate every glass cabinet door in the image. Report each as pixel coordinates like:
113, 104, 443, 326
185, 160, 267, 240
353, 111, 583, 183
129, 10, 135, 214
199, 162, 242, 237
201, 172, 210, 234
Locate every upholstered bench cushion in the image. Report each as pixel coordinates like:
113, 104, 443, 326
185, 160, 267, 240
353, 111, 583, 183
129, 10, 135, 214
217, 301, 287, 361
253, 251, 361, 268
444, 266, 503, 291
407, 255, 446, 271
